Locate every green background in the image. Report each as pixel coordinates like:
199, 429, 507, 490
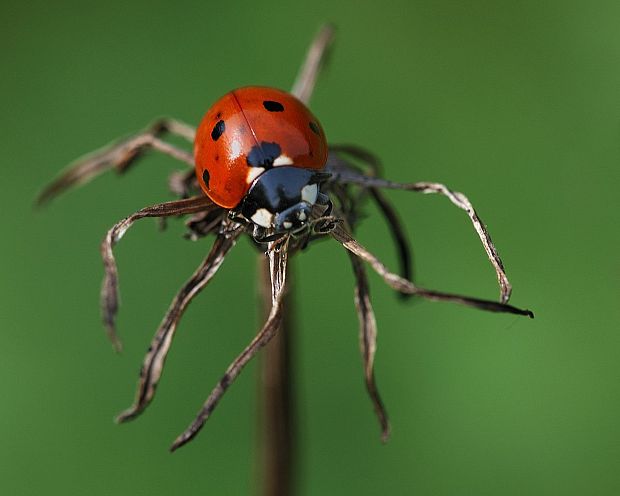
2, 1, 619, 494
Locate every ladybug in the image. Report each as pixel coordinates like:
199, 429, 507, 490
194, 86, 331, 239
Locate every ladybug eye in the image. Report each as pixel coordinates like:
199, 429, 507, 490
263, 100, 284, 112
202, 169, 210, 189
211, 120, 225, 141
309, 121, 321, 135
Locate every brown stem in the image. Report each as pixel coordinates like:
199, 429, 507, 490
256, 254, 296, 496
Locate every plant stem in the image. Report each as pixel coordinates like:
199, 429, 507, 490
256, 254, 296, 496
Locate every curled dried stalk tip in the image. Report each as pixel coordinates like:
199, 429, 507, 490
331, 224, 533, 319
330, 168, 515, 305
105, 326, 123, 354
381, 427, 391, 443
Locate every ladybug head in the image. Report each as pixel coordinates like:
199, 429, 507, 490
237, 166, 331, 237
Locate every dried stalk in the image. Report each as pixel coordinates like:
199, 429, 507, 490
256, 254, 296, 496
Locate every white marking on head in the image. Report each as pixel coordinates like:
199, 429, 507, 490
298, 210, 307, 221
246, 167, 265, 185
251, 208, 275, 228
301, 183, 318, 204
283, 221, 293, 229
273, 154, 293, 166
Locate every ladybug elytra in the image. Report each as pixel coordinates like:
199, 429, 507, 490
194, 86, 331, 237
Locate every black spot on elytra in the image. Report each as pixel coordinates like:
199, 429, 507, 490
216, 111, 222, 119
263, 100, 284, 112
202, 169, 210, 189
246, 141, 282, 168
211, 120, 225, 141
309, 121, 320, 135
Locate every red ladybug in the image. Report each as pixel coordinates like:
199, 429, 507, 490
194, 86, 331, 237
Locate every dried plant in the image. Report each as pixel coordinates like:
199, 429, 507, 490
38, 24, 533, 453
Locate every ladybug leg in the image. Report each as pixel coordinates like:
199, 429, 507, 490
116, 224, 243, 422
37, 118, 196, 205
331, 223, 534, 318
252, 226, 277, 243
99, 195, 220, 351
331, 170, 514, 304
252, 225, 266, 241
291, 23, 336, 104
316, 191, 332, 216
170, 242, 289, 451
184, 209, 228, 241
348, 251, 390, 442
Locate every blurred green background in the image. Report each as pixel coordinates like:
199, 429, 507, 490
2, 0, 619, 494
